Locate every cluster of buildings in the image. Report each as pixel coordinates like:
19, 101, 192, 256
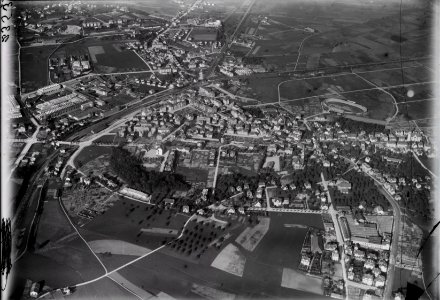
49, 55, 91, 80
120, 110, 183, 141
334, 208, 392, 294
34, 90, 91, 121
219, 56, 260, 77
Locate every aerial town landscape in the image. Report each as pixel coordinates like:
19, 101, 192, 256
1, 0, 439, 299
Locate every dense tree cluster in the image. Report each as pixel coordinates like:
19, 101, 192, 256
400, 186, 431, 220
331, 170, 390, 209
335, 118, 386, 135
110, 147, 189, 196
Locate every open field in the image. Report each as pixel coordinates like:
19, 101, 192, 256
89, 239, 151, 256
16, 234, 105, 289
34, 200, 74, 249
279, 74, 373, 101
387, 83, 433, 103
358, 66, 432, 88
84, 199, 189, 249
20, 45, 58, 92
103, 250, 327, 299
399, 100, 434, 121
67, 277, 134, 300
211, 243, 246, 277
247, 76, 289, 102
108, 271, 155, 299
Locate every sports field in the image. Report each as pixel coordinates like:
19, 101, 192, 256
52, 39, 149, 73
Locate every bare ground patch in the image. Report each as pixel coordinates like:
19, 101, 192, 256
235, 217, 270, 252
211, 243, 246, 277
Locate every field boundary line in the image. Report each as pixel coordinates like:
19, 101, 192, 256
57, 196, 109, 274
108, 276, 143, 300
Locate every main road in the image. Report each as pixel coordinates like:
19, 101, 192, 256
320, 172, 349, 299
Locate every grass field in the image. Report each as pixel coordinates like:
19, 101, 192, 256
20, 45, 58, 92
89, 239, 151, 256
73, 145, 113, 169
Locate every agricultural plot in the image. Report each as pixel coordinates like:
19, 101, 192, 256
235, 217, 270, 252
